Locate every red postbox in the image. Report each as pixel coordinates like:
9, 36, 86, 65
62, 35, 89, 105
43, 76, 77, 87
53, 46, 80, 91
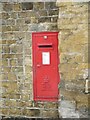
32, 32, 60, 101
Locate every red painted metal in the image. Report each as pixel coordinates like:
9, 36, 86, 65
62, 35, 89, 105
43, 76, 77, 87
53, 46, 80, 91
32, 32, 60, 101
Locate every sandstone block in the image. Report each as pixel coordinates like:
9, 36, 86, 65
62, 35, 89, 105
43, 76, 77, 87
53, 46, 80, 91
34, 102, 58, 109
2, 40, 6, 44
25, 65, 32, 73
9, 108, 20, 115
2, 13, 10, 19
16, 19, 25, 26
17, 58, 23, 66
2, 59, 8, 66
48, 10, 59, 16
18, 100, 33, 108
60, 68, 84, 81
6, 82, 17, 93
18, 12, 27, 18
17, 67, 23, 72
2, 45, 10, 53
60, 88, 77, 100
19, 25, 28, 31
2, 54, 16, 59
2, 32, 15, 40
31, 17, 38, 24
0, 59, 2, 67
60, 53, 83, 64
0, 74, 7, 81
51, 16, 58, 22
58, 19, 88, 30
22, 108, 40, 117
18, 101, 27, 107
11, 25, 20, 31
13, 94, 21, 99
2, 81, 10, 88
65, 80, 85, 92
25, 18, 31, 24
13, 3, 21, 11
26, 32, 32, 40
10, 12, 18, 19
3, 3, 13, 12
9, 108, 22, 115
7, 72, 17, 81
38, 17, 51, 23
76, 93, 89, 104
25, 49, 31, 56
33, 2, 44, 10
6, 40, 16, 45
2, 108, 9, 115
2, 67, 11, 73
45, 2, 57, 9
25, 57, 31, 65
14, 32, 25, 41
5, 99, 18, 107
0, 13, 2, 20
59, 63, 78, 73
21, 2, 33, 10
56, 2, 73, 7
76, 97, 89, 109
0, 3, 2, 12
11, 67, 23, 73
41, 110, 59, 118
39, 10, 47, 16
15, 54, 23, 59
6, 19, 15, 26
10, 59, 17, 66
21, 94, 30, 101
10, 45, 17, 53
26, 11, 39, 18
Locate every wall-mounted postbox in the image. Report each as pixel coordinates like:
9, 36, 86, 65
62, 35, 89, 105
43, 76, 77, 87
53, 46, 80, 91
32, 32, 60, 101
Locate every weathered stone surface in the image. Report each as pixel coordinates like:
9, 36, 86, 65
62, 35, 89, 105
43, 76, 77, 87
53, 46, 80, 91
26, 11, 39, 18
13, 3, 21, 11
6, 19, 15, 26
33, 2, 44, 10
38, 17, 51, 23
48, 9, 59, 16
1, 2, 59, 118
45, 2, 57, 9
2, 13, 10, 19
11, 25, 20, 31
2, 45, 10, 53
2, 59, 8, 66
38, 10, 47, 16
3, 3, 13, 12
18, 12, 27, 18
2, 26, 11, 32
41, 110, 59, 118
21, 2, 33, 10
10, 12, 18, 19
59, 100, 80, 118
2, 33, 15, 40
22, 109, 40, 117
34, 102, 58, 109
57, 2, 89, 118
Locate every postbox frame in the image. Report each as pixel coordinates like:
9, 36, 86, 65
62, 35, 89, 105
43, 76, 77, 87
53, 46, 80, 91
32, 32, 60, 101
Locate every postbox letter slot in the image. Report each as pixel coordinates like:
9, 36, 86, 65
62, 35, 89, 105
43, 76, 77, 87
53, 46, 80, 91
38, 44, 53, 48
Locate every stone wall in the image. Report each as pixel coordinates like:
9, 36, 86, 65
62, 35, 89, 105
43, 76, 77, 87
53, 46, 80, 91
1, 1, 90, 119
0, 2, 59, 118
56, 2, 90, 118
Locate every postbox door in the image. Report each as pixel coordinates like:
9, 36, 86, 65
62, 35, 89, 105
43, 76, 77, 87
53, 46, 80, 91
32, 32, 59, 101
